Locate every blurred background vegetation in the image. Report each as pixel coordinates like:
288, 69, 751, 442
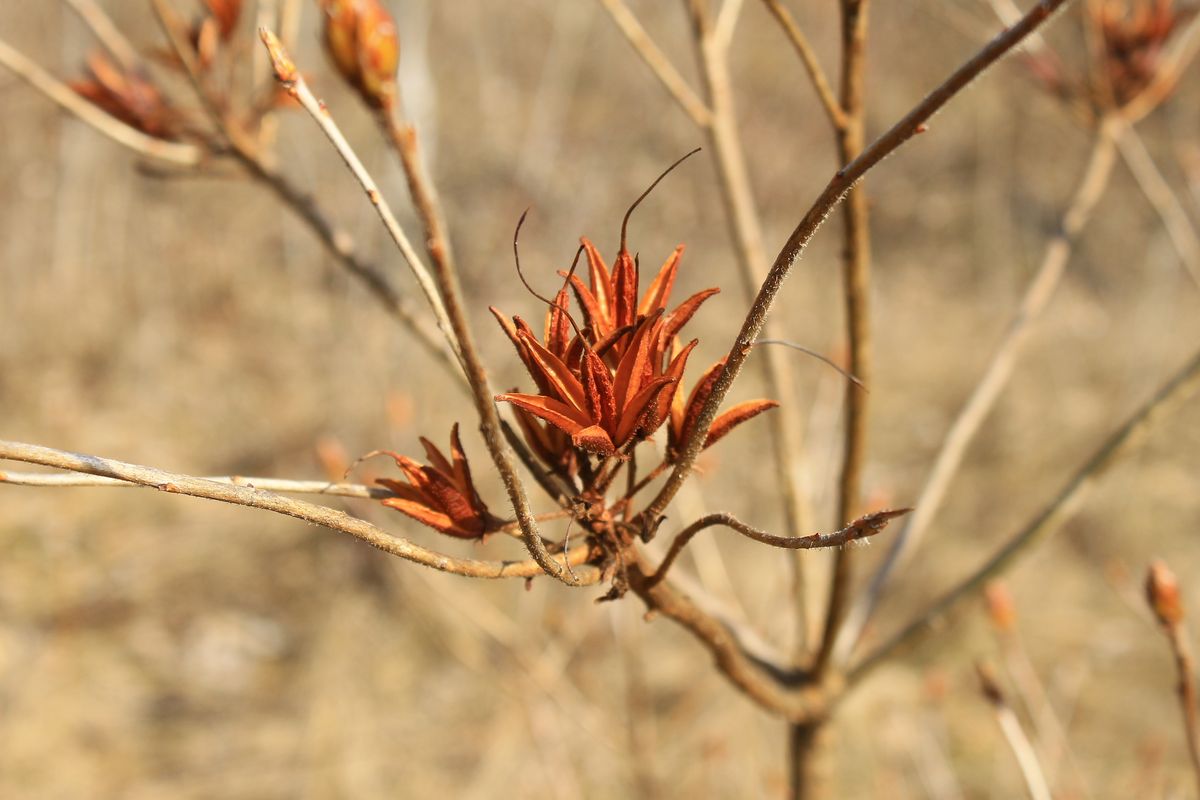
2, 1, 1199, 796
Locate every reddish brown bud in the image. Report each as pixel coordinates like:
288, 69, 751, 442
356, 0, 399, 107
1146, 559, 1185, 628
319, 0, 400, 109
984, 581, 1017, 634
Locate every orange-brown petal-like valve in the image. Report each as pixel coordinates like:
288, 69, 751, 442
376, 424, 500, 539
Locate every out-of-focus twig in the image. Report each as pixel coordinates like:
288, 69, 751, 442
758, 0, 847, 130
1145, 560, 1200, 796
61, 0, 141, 72
256, 31, 461, 372
976, 662, 1053, 800
0, 37, 202, 166
1115, 123, 1200, 288
851, 344, 1200, 680
595, 0, 712, 127
0, 441, 600, 582
813, 0, 872, 680
839, 118, 1122, 662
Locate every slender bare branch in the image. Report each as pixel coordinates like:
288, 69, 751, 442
0, 441, 600, 582
1145, 560, 1200, 796
647, 508, 910, 586
257, 32, 463, 375
977, 662, 1053, 800
0, 37, 202, 166
643, 0, 1076, 533
758, 0, 848, 129
838, 119, 1121, 662
813, 0, 873, 679
61, 0, 141, 73
851, 344, 1200, 681
595, 0, 713, 127
0, 470, 390, 497
1115, 123, 1200, 288
713, 0, 746, 51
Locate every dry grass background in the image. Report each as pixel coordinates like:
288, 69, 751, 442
2, 1, 1200, 797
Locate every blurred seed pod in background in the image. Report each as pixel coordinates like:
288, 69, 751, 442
319, 0, 399, 109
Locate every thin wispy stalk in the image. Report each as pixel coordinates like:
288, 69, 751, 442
0, 37, 202, 166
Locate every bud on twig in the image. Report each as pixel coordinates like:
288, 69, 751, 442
1147, 559, 1185, 628
319, 0, 399, 109
984, 581, 1017, 634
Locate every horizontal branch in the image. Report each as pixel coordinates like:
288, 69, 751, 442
647, 508, 910, 586
0, 441, 600, 583
0, 470, 389, 497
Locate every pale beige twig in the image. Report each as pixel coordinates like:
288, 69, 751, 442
1115, 123, 1200, 288
595, 0, 713, 127
851, 344, 1200, 680
0, 441, 599, 582
977, 662, 1053, 800
256, 31, 463, 374
758, 0, 848, 129
712, 0, 747, 51
0, 37, 202, 167
1146, 560, 1200, 796
61, 0, 141, 72
0, 470, 390, 497
838, 119, 1122, 663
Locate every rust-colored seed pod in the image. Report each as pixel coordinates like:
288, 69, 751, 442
356, 0, 400, 108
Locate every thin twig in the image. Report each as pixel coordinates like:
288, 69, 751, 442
1115, 123, 1200, 288
595, 0, 713, 127
838, 119, 1121, 662
0, 37, 202, 166
1145, 560, 1200, 796
0, 441, 600, 582
712, 0, 747, 51
976, 662, 1053, 800
851, 344, 1200, 680
757, 0, 848, 129
813, 0, 873, 679
61, 0, 141, 73
643, 0, 1075, 533
0, 470, 391, 497
257, 32, 464, 374
646, 508, 910, 586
